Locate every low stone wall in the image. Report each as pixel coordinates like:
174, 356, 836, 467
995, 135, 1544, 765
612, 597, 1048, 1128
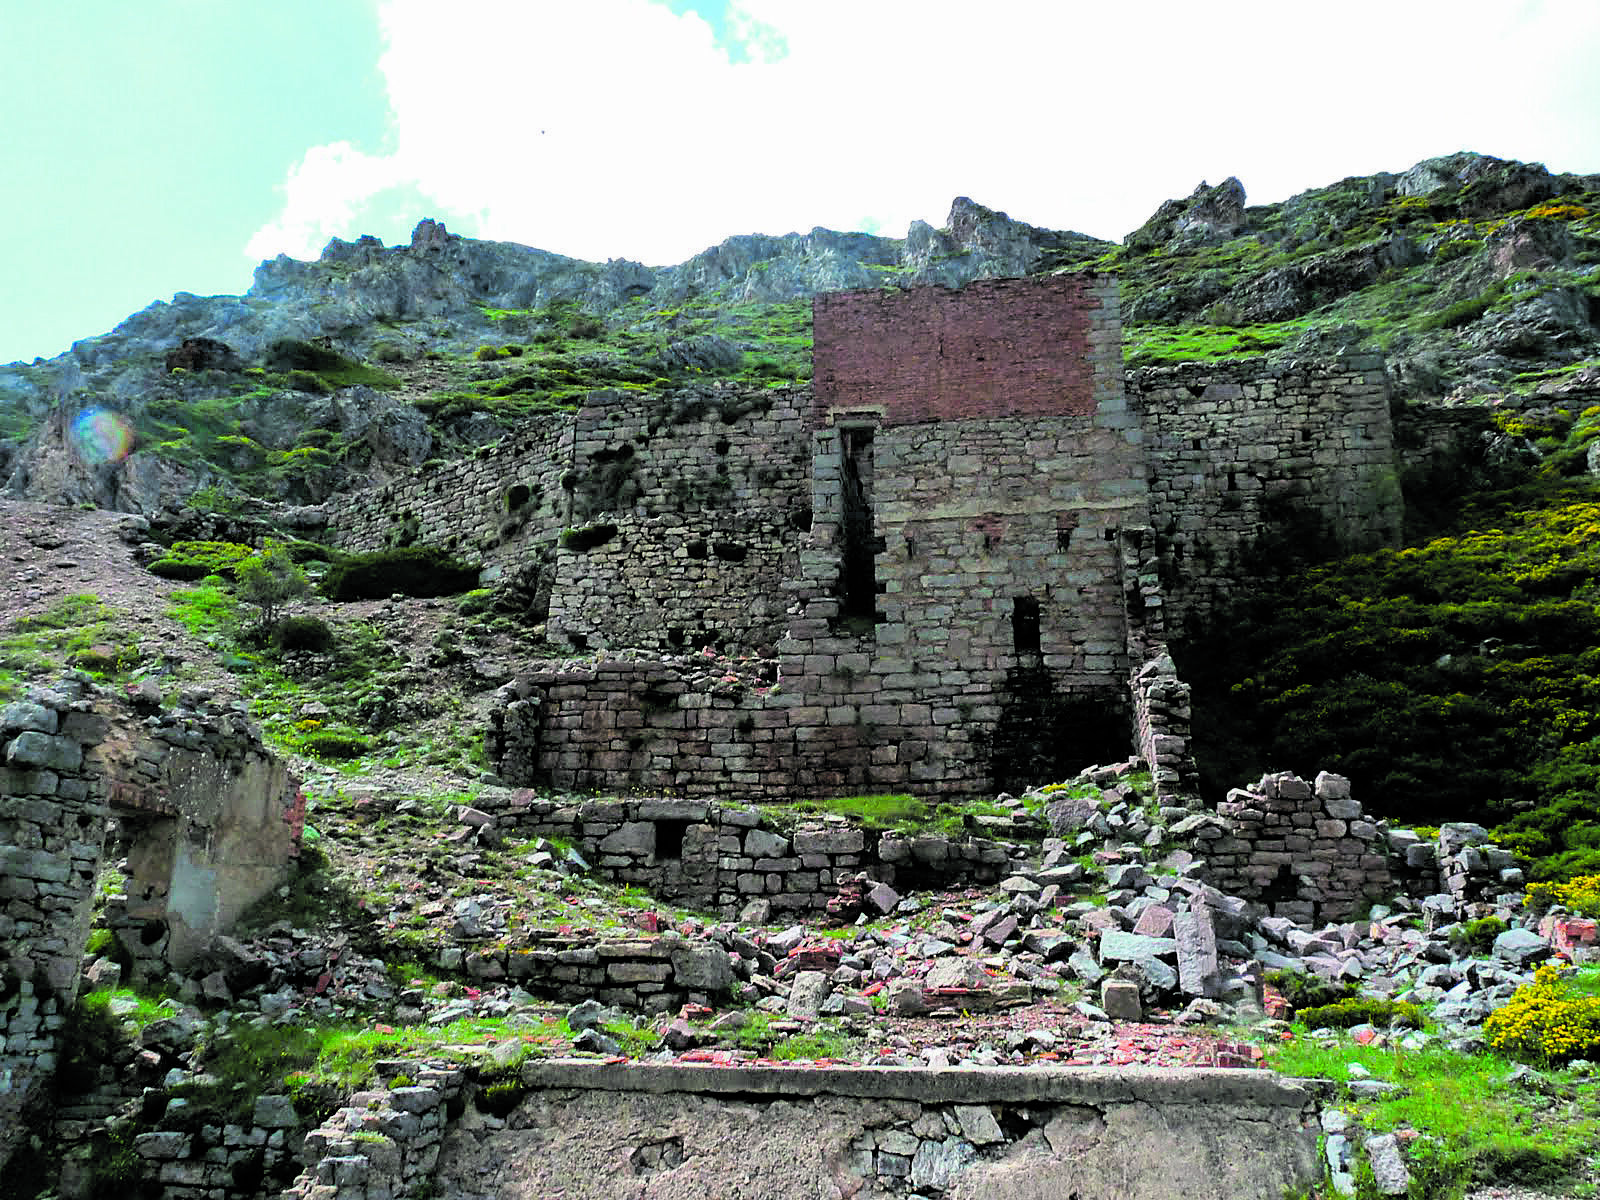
1194, 772, 1409, 923
455, 790, 1018, 915
449, 930, 737, 1013
430, 1061, 1322, 1200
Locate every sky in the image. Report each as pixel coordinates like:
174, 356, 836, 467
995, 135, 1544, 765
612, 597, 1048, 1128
4, 0, 1600, 366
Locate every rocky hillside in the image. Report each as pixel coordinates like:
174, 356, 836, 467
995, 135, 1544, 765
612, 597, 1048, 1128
3, 150, 1596, 515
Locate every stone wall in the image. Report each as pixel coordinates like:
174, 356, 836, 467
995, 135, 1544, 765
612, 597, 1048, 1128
0, 685, 111, 1171
1, 679, 300, 1175
1133, 355, 1401, 631
329, 413, 574, 558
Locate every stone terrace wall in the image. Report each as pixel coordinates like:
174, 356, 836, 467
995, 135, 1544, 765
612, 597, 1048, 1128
1134, 354, 1402, 630
464, 790, 1014, 914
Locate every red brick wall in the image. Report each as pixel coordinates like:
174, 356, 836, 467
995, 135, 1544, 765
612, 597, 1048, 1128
812, 276, 1103, 427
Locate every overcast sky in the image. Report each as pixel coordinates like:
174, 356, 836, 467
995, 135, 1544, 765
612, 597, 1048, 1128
5, 0, 1599, 366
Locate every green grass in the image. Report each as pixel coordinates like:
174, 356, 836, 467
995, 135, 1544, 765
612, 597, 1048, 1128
792, 793, 927, 828
166, 577, 239, 635
0, 593, 141, 701
1124, 319, 1313, 368
769, 1026, 859, 1061
1267, 1034, 1600, 1198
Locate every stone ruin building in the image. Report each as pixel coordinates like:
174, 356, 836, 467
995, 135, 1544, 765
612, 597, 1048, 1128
330, 273, 1413, 805
0, 681, 302, 1166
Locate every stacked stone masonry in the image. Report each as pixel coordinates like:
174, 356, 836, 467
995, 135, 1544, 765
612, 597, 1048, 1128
1132, 356, 1401, 631
1195, 771, 1425, 923
334, 276, 1402, 802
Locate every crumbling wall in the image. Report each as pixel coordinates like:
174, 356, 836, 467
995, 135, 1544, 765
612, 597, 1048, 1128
0, 684, 111, 1170
0, 680, 300, 1174
1134, 355, 1401, 631
1194, 771, 1406, 923
329, 412, 574, 557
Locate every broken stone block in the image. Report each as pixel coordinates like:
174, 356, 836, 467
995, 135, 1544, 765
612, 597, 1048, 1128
924, 958, 990, 991
5, 731, 82, 772
1132, 904, 1175, 937
1101, 979, 1142, 1021
1492, 928, 1548, 966
952, 1105, 1004, 1145
1174, 907, 1223, 998
887, 977, 927, 1015
1097, 931, 1177, 964
864, 881, 901, 916
1363, 1133, 1410, 1195
786, 970, 829, 1020
670, 943, 734, 992
83, 957, 122, 991
910, 1137, 976, 1191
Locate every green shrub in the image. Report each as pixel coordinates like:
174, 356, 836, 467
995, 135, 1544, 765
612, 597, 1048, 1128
237, 540, 311, 629
458, 589, 495, 616
1452, 915, 1510, 954
1299, 997, 1423, 1030
287, 369, 331, 395
148, 540, 256, 580
372, 341, 408, 364
568, 314, 605, 340
477, 1080, 527, 1116
272, 615, 334, 653
1485, 963, 1600, 1065
1524, 874, 1600, 917
559, 523, 619, 552
321, 546, 480, 602
1265, 968, 1358, 1010
474, 345, 500, 362
149, 557, 213, 581
300, 731, 370, 760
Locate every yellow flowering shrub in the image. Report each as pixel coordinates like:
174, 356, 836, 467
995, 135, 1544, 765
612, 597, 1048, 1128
1524, 874, 1600, 918
1525, 202, 1590, 221
1485, 963, 1600, 1065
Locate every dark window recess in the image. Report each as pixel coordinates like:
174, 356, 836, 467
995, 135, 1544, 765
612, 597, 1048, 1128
1056, 516, 1077, 552
905, 536, 917, 559
712, 541, 748, 562
686, 539, 708, 559
1012, 597, 1041, 655
666, 627, 686, 647
505, 483, 531, 512
839, 426, 879, 621
656, 820, 688, 860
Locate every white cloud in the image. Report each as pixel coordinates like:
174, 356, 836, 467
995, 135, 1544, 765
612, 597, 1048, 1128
245, 0, 1600, 268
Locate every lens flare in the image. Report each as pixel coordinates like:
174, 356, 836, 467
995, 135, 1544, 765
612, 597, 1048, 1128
70, 408, 135, 465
